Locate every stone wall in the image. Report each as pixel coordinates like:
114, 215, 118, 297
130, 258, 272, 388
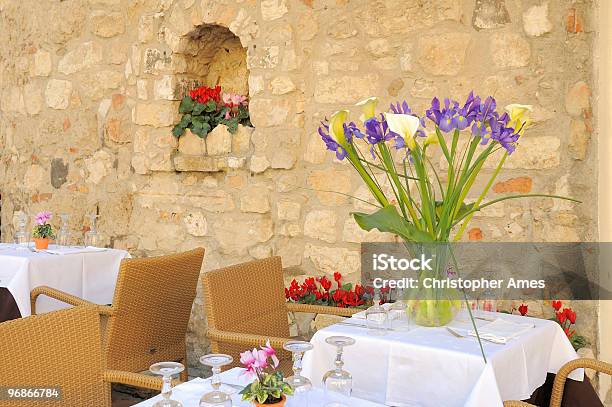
0, 0, 599, 374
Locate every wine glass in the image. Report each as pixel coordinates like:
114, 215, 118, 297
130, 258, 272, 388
284, 340, 314, 406
365, 287, 388, 335
322, 336, 355, 407
13, 212, 29, 248
56, 213, 71, 246
388, 287, 410, 331
199, 353, 233, 407
150, 362, 185, 407
84, 214, 100, 247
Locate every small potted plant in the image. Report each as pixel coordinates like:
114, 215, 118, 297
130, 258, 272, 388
239, 341, 293, 406
32, 211, 55, 250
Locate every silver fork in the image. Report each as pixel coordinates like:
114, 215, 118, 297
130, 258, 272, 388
445, 327, 505, 345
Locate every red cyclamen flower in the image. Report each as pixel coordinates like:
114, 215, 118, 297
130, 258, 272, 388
564, 308, 576, 324
552, 300, 562, 311
518, 304, 528, 316
556, 311, 567, 324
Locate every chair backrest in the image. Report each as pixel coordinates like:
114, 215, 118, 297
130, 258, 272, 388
105, 248, 205, 372
0, 306, 108, 407
202, 256, 290, 338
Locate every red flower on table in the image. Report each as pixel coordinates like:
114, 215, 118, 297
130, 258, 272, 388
564, 308, 577, 324
518, 304, 528, 316
552, 300, 562, 311
556, 311, 567, 324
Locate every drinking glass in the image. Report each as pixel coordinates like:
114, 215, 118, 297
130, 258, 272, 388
56, 213, 71, 246
150, 362, 185, 407
199, 353, 233, 407
388, 287, 410, 331
477, 288, 497, 315
323, 336, 355, 407
13, 212, 29, 248
84, 214, 100, 247
365, 287, 388, 335
284, 340, 314, 406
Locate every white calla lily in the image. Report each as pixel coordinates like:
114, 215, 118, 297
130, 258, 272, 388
504, 104, 533, 135
356, 97, 379, 123
329, 110, 349, 146
384, 112, 421, 149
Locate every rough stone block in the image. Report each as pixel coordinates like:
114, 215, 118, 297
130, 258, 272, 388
206, 125, 232, 155
45, 79, 73, 110
304, 209, 337, 243
90, 11, 125, 38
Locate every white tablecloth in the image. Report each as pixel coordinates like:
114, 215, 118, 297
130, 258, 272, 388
0, 243, 129, 317
134, 367, 385, 407
302, 311, 583, 407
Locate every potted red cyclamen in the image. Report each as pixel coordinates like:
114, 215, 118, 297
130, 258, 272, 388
239, 341, 293, 406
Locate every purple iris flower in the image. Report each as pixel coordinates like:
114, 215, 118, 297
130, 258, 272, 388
489, 115, 520, 154
390, 101, 412, 115
318, 122, 347, 160
345, 122, 365, 139
426, 97, 460, 133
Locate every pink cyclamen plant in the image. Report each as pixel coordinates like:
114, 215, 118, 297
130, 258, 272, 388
35, 211, 52, 225
240, 340, 279, 379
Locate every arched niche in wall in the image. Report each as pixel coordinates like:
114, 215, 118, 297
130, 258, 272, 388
171, 23, 253, 173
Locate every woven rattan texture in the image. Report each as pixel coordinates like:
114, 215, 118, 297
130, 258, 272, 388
105, 248, 205, 376
550, 358, 611, 407
0, 306, 108, 406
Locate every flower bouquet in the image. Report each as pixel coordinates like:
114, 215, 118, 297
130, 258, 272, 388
32, 211, 55, 250
239, 341, 293, 406
172, 85, 250, 138
317, 94, 577, 352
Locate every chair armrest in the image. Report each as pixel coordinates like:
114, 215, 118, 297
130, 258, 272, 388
503, 402, 535, 407
207, 327, 290, 349
551, 358, 612, 407
30, 285, 114, 316
30, 286, 94, 315
104, 370, 172, 391
286, 302, 362, 317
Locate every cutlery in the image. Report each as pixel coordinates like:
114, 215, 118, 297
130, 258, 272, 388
445, 327, 505, 345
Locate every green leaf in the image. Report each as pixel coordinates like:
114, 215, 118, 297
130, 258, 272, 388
178, 96, 194, 114
179, 114, 192, 127
341, 283, 353, 291
172, 124, 185, 138
205, 100, 217, 112
352, 205, 434, 243
192, 102, 206, 115
225, 118, 239, 133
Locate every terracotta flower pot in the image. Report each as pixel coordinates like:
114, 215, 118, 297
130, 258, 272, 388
253, 395, 286, 407
34, 238, 49, 250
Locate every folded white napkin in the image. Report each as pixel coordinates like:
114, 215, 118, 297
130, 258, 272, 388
44, 246, 108, 255
468, 318, 534, 344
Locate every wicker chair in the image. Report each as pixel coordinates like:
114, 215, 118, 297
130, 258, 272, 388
503, 358, 612, 407
202, 256, 361, 374
30, 248, 205, 382
0, 306, 163, 407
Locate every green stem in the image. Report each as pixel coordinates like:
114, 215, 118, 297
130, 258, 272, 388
453, 152, 507, 241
